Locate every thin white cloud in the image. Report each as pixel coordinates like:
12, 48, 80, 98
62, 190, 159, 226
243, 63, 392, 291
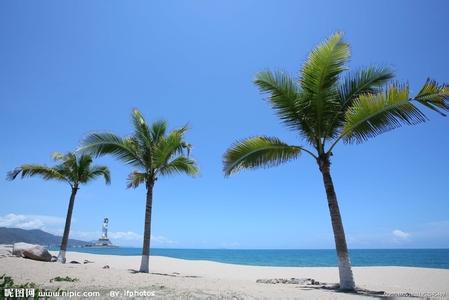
69, 230, 143, 242
71, 231, 176, 246
221, 242, 241, 249
0, 213, 176, 246
0, 213, 64, 231
69, 230, 99, 241
151, 235, 177, 245
109, 231, 142, 241
392, 229, 411, 239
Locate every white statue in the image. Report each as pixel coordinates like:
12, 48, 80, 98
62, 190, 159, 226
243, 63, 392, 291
101, 218, 109, 239
93, 217, 113, 246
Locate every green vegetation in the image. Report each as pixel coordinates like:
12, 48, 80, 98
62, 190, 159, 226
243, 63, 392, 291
7, 153, 111, 263
223, 32, 449, 290
0, 274, 47, 300
79, 108, 199, 273
49, 276, 79, 283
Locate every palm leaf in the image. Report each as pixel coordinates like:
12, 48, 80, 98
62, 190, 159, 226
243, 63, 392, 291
254, 71, 301, 128
85, 165, 111, 185
131, 109, 152, 144
79, 133, 144, 167
322, 66, 395, 140
7, 165, 68, 183
342, 84, 427, 143
77, 154, 93, 180
8, 152, 111, 189
158, 156, 199, 177
223, 136, 301, 176
51, 152, 66, 161
126, 171, 147, 188
301, 32, 349, 94
339, 66, 394, 108
152, 128, 187, 169
150, 120, 168, 144
254, 71, 319, 145
415, 79, 449, 116
299, 32, 349, 141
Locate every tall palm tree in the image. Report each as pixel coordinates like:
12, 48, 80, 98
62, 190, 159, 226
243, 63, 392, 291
223, 33, 448, 290
7, 152, 110, 263
78, 109, 198, 273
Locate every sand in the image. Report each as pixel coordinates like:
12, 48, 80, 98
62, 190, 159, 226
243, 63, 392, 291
1, 245, 448, 299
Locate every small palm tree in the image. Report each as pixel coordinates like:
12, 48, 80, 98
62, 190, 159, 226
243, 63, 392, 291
223, 33, 448, 290
78, 108, 198, 273
7, 152, 110, 263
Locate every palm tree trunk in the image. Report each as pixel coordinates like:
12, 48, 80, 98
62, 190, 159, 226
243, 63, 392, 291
57, 186, 78, 263
318, 156, 355, 291
139, 180, 154, 273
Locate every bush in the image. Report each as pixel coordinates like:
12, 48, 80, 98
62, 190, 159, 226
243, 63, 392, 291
0, 274, 48, 299
49, 276, 78, 283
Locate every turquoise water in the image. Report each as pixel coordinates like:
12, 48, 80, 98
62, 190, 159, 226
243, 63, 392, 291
55, 248, 449, 269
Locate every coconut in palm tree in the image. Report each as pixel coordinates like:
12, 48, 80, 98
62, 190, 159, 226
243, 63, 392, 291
79, 108, 198, 273
223, 33, 448, 290
7, 152, 111, 263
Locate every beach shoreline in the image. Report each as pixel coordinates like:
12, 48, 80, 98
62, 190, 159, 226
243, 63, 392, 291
1, 246, 449, 299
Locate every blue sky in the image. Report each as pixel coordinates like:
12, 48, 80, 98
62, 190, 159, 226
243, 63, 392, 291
1, 0, 448, 249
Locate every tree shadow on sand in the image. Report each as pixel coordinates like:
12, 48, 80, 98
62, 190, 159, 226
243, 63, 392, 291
127, 269, 200, 278
300, 284, 421, 299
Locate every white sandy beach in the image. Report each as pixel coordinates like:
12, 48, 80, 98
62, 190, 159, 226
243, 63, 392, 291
1, 245, 449, 299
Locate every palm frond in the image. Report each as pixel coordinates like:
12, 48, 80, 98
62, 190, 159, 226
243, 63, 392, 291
415, 79, 449, 116
298, 32, 349, 141
150, 120, 168, 144
223, 136, 301, 176
254, 71, 302, 128
80, 109, 198, 182
8, 152, 112, 189
77, 154, 93, 177
52, 152, 65, 161
301, 32, 349, 94
254, 71, 318, 145
7, 165, 68, 183
126, 171, 147, 189
339, 66, 394, 108
158, 156, 199, 177
79, 133, 144, 167
342, 84, 427, 143
130, 109, 154, 169
49, 152, 77, 182
131, 109, 152, 144
152, 127, 188, 169
169, 124, 189, 143
85, 165, 111, 185
181, 142, 192, 156
323, 66, 395, 140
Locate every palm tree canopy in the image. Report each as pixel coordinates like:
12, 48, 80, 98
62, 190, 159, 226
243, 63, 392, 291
224, 137, 301, 175
79, 109, 198, 188
7, 152, 111, 188
224, 32, 448, 175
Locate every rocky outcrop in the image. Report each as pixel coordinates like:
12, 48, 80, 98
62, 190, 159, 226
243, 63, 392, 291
12, 242, 35, 257
13, 242, 52, 262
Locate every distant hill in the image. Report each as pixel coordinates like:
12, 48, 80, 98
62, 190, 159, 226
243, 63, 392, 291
0, 227, 90, 247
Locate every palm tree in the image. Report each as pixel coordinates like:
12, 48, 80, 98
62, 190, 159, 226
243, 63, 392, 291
223, 33, 448, 290
7, 152, 110, 263
78, 108, 198, 273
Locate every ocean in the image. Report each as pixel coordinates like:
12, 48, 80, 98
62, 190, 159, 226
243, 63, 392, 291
55, 248, 449, 269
